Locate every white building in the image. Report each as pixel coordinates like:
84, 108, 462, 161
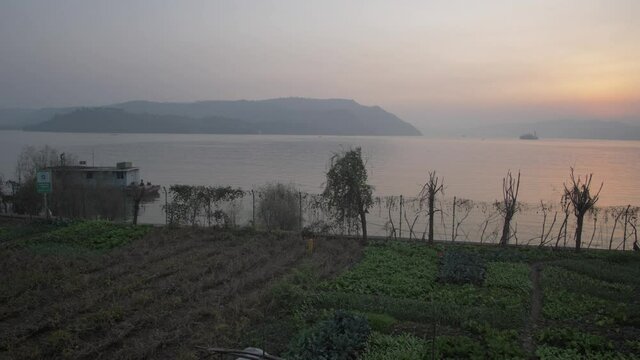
47, 162, 140, 189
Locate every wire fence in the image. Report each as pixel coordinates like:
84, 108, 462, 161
2, 182, 637, 251
143, 186, 638, 251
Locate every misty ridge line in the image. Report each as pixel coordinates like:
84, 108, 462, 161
1, 97, 640, 139
0, 98, 421, 136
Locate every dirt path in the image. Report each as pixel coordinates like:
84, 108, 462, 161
523, 262, 543, 357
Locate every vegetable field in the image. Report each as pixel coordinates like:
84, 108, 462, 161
1, 217, 639, 359
283, 242, 640, 359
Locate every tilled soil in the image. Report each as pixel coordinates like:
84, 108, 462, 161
0, 228, 363, 359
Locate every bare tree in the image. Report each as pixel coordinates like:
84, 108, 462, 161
478, 202, 500, 244
129, 183, 147, 225
15, 146, 77, 182
497, 170, 521, 246
404, 209, 421, 240
534, 201, 558, 247
564, 168, 603, 251
554, 196, 571, 248
452, 198, 473, 242
418, 171, 444, 244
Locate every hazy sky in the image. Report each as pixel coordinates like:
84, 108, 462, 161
1, 0, 639, 129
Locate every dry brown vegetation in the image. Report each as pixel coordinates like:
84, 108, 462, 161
0, 226, 364, 359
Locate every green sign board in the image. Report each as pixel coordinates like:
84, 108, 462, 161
36, 170, 52, 194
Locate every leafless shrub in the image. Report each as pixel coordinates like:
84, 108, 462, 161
563, 168, 602, 251
451, 198, 473, 242
554, 195, 571, 248
383, 196, 399, 240
537, 201, 559, 247
496, 170, 521, 246
418, 171, 444, 244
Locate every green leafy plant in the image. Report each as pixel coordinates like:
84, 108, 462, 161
438, 251, 485, 285
30, 220, 150, 250
326, 243, 438, 299
435, 335, 485, 359
286, 310, 371, 360
361, 313, 396, 333
536, 327, 613, 355
541, 266, 630, 323
484, 262, 530, 290
363, 332, 430, 360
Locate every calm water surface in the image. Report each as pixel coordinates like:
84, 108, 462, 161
1, 130, 639, 206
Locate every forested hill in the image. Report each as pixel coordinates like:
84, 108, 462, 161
23, 98, 422, 136
25, 108, 257, 134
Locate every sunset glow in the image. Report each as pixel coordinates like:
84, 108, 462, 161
1, 0, 639, 130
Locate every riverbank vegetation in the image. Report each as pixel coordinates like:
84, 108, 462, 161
2, 145, 638, 251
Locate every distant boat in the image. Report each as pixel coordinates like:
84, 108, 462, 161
519, 132, 538, 140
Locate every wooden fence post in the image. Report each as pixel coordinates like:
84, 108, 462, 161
399, 195, 403, 239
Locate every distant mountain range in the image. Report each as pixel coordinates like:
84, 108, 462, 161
3, 99, 639, 139
1, 98, 421, 136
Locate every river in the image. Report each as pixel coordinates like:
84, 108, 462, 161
2, 131, 639, 248
2, 130, 639, 206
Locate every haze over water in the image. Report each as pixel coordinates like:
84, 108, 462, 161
1, 130, 638, 207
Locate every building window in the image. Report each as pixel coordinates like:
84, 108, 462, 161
86, 172, 93, 179
116, 172, 124, 179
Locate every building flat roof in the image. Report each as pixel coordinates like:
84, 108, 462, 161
46, 166, 139, 172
